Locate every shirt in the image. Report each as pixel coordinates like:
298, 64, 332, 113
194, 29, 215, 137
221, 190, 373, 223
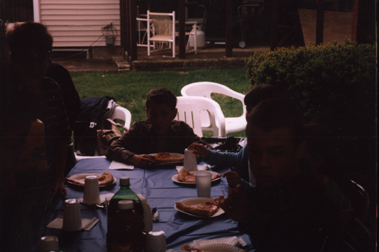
240, 168, 345, 252
105, 120, 205, 164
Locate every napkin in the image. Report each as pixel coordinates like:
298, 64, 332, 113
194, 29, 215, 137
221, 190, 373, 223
190, 236, 247, 248
46, 216, 99, 231
108, 161, 134, 170
78, 193, 114, 205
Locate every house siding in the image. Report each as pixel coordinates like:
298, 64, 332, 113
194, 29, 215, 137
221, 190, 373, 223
35, 0, 121, 47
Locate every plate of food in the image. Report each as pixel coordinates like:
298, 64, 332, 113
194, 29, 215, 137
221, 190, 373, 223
174, 196, 224, 218
65, 172, 116, 187
149, 152, 184, 165
172, 168, 222, 184
181, 243, 245, 252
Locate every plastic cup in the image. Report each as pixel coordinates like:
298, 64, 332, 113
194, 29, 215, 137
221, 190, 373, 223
195, 171, 212, 198
62, 199, 82, 231
38, 236, 59, 252
183, 148, 197, 171
82, 175, 101, 205
145, 230, 167, 252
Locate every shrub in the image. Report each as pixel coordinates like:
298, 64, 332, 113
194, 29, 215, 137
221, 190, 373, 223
246, 40, 376, 138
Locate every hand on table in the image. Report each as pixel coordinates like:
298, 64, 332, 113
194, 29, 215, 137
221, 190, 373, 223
223, 171, 241, 187
220, 184, 252, 222
187, 143, 210, 158
129, 154, 156, 168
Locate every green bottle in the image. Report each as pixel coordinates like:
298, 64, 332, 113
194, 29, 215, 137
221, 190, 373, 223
108, 177, 144, 226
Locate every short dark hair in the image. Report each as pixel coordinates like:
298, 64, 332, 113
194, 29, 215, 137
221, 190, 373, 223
146, 87, 177, 110
246, 98, 304, 145
6, 21, 53, 53
244, 84, 286, 113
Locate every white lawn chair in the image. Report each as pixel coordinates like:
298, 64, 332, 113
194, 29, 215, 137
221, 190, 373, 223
147, 11, 176, 58
181, 82, 247, 135
176, 96, 226, 137
75, 105, 132, 160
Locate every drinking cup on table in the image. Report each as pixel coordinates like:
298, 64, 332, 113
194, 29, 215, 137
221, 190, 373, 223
82, 175, 101, 205
62, 199, 82, 231
38, 235, 59, 252
145, 230, 167, 252
195, 171, 212, 198
183, 148, 197, 171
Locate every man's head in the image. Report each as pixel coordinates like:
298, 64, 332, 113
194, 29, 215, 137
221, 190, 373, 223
244, 84, 285, 114
246, 98, 305, 188
145, 87, 178, 135
7, 21, 53, 81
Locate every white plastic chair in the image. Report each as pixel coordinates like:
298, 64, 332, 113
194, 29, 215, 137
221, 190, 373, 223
181, 82, 247, 135
176, 96, 226, 137
109, 105, 132, 130
75, 105, 132, 160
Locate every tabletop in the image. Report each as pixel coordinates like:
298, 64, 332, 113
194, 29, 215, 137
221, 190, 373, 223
41, 157, 252, 252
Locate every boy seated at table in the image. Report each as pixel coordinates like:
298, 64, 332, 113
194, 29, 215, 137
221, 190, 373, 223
106, 87, 206, 168
220, 98, 345, 252
188, 84, 286, 187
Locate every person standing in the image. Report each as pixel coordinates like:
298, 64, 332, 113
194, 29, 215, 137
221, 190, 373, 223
0, 21, 71, 251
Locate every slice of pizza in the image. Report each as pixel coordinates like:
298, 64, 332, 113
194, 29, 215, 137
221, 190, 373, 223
175, 196, 224, 217
153, 152, 184, 164
177, 168, 221, 183
181, 244, 203, 252
65, 172, 114, 186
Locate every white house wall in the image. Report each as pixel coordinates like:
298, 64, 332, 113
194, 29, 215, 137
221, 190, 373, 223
34, 0, 121, 47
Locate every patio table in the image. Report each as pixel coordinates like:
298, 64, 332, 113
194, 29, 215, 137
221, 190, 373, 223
41, 157, 252, 251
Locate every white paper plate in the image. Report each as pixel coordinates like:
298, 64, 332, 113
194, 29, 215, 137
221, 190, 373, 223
172, 171, 221, 185
174, 197, 224, 218
149, 153, 184, 166
66, 173, 116, 187
199, 243, 244, 252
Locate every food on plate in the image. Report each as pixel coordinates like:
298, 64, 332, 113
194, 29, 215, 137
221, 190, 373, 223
175, 196, 224, 217
181, 244, 203, 252
153, 152, 184, 164
97, 172, 114, 186
65, 172, 114, 186
177, 168, 221, 183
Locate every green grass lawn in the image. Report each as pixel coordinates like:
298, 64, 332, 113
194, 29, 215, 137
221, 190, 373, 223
71, 68, 252, 137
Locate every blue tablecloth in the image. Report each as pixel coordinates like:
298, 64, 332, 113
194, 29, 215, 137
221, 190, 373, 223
41, 158, 252, 251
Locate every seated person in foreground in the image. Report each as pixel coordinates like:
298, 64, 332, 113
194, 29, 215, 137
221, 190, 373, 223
106, 87, 206, 168
188, 84, 286, 187
301, 123, 352, 225
220, 98, 345, 252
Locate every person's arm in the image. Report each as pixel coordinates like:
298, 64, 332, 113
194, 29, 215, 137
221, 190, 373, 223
46, 62, 80, 130
51, 140, 67, 196
105, 132, 137, 163
220, 184, 253, 222
42, 78, 71, 196
105, 121, 156, 168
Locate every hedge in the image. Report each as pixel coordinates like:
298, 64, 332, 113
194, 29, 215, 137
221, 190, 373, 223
246, 40, 376, 139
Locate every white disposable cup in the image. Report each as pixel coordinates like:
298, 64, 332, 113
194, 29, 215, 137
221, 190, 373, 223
82, 175, 101, 205
145, 230, 167, 252
183, 148, 197, 171
195, 171, 212, 198
38, 235, 59, 252
62, 199, 82, 231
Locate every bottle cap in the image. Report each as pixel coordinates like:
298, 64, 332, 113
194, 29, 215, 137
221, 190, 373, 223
118, 200, 134, 210
119, 177, 130, 186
